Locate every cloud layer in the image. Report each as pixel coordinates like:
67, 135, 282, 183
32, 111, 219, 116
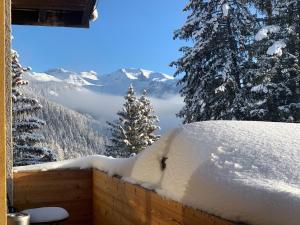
50, 89, 184, 133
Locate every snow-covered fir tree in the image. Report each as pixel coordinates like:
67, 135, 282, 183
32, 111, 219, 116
172, 0, 257, 123
244, 0, 300, 122
138, 90, 160, 145
12, 50, 57, 166
106, 86, 160, 158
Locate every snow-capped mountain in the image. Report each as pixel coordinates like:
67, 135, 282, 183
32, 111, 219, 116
23, 67, 183, 159
98, 68, 178, 97
106, 68, 174, 81
44, 68, 95, 86
25, 67, 183, 136
26, 68, 179, 98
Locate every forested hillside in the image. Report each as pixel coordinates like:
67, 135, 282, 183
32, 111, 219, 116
22, 88, 107, 159
39, 97, 106, 159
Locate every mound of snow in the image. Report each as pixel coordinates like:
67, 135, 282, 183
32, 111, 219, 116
14, 121, 300, 225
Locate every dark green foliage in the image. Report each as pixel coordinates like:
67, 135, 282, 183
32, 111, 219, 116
244, 0, 300, 122
173, 0, 299, 123
172, 0, 257, 123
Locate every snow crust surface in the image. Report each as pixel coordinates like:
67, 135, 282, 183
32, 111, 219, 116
14, 121, 300, 225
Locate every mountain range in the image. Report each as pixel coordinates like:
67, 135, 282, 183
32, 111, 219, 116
26, 68, 179, 98
24, 68, 183, 159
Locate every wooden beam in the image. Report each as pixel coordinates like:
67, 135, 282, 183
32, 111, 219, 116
11, 0, 97, 28
12, 9, 87, 28
0, 0, 7, 223
81, 0, 97, 28
12, 0, 89, 11
5, 0, 13, 209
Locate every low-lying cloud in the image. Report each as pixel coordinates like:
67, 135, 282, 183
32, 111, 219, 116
50, 89, 184, 133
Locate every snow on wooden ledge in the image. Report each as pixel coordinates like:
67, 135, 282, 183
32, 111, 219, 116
14, 121, 300, 225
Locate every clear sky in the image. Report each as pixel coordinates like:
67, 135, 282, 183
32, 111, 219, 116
12, 0, 188, 76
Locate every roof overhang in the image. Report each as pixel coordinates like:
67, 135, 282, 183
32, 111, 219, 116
12, 0, 97, 28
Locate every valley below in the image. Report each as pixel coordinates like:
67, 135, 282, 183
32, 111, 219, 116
24, 68, 183, 159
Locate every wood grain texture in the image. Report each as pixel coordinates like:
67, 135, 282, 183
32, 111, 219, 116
13, 169, 238, 225
0, 0, 7, 223
5, 0, 12, 205
93, 169, 237, 225
13, 170, 93, 225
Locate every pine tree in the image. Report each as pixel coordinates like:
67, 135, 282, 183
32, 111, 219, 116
172, 0, 257, 123
12, 50, 57, 166
105, 86, 160, 158
244, 0, 300, 122
139, 90, 160, 145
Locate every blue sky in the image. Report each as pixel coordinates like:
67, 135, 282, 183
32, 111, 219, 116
12, 0, 188, 76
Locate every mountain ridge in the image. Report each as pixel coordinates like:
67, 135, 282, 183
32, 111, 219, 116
22, 67, 183, 159
27, 67, 180, 97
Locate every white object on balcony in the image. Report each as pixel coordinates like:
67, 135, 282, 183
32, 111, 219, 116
21, 207, 69, 223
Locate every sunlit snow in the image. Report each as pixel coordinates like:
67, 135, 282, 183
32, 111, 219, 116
255, 25, 280, 41
267, 40, 286, 56
14, 121, 300, 225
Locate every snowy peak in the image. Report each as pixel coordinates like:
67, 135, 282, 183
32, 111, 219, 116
45, 68, 73, 79
80, 71, 99, 81
99, 68, 178, 97
28, 72, 62, 82
44, 68, 94, 86
107, 68, 174, 82
26, 67, 179, 98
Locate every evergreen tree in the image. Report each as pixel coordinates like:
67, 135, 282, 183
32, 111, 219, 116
244, 0, 300, 122
172, 0, 256, 123
106, 86, 160, 158
138, 90, 160, 145
12, 50, 57, 166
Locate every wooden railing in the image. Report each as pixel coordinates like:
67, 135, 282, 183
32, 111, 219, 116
13, 170, 93, 225
13, 169, 237, 225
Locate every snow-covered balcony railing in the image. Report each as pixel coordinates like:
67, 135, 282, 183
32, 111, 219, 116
12, 121, 300, 225
13, 169, 236, 225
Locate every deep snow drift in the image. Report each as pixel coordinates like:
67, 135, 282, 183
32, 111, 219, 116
14, 121, 300, 225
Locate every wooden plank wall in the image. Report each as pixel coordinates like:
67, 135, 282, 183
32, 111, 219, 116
93, 169, 237, 225
13, 170, 93, 225
13, 169, 238, 225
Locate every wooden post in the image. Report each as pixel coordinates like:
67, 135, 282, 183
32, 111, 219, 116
0, 0, 7, 223
5, 0, 12, 206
